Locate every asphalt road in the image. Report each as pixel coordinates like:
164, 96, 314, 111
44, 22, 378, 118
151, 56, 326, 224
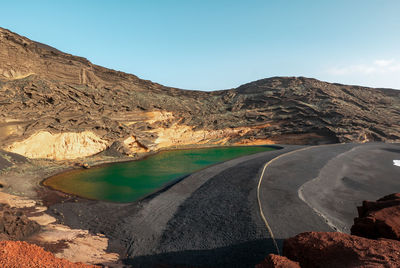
48, 142, 400, 267
259, 142, 400, 251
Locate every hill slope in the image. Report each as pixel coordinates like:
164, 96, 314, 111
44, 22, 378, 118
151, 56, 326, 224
0, 27, 399, 160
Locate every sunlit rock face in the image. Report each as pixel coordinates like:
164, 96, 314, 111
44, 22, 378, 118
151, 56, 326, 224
1, 27, 399, 160
6, 131, 108, 160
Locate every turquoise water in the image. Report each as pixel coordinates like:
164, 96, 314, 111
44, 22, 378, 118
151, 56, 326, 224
44, 146, 275, 202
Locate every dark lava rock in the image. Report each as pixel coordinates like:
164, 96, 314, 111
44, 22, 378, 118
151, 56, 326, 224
0, 150, 27, 171
351, 193, 400, 240
283, 231, 400, 268
0, 204, 40, 241
103, 141, 132, 157
256, 254, 300, 268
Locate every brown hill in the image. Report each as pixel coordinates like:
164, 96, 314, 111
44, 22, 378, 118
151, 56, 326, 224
0, 27, 399, 160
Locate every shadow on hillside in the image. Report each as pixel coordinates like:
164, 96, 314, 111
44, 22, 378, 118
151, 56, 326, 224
123, 238, 283, 268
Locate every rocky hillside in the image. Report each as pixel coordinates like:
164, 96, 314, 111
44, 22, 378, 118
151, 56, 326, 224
0, 27, 399, 160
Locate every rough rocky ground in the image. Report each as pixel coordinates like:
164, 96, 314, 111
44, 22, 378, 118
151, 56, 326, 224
351, 193, 400, 240
0, 27, 399, 161
0, 241, 99, 267
0, 189, 120, 266
0, 204, 40, 241
259, 193, 400, 267
284, 231, 400, 267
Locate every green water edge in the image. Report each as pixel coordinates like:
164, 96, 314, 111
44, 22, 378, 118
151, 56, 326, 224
44, 146, 277, 203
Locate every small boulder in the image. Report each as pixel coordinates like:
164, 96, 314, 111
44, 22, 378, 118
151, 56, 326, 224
103, 141, 131, 157
82, 163, 90, 169
351, 193, 400, 240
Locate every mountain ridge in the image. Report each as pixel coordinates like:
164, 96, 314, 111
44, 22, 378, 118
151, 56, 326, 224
0, 27, 399, 160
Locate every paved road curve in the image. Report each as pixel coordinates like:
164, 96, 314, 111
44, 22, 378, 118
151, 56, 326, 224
258, 142, 400, 252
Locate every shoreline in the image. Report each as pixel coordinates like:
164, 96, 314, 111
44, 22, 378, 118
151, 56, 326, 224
0, 143, 286, 266
3, 142, 398, 266
42, 146, 298, 266
39, 144, 282, 204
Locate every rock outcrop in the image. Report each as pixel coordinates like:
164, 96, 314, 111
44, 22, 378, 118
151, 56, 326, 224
351, 193, 400, 240
0, 241, 99, 267
257, 193, 400, 267
256, 254, 300, 268
0, 204, 40, 241
283, 231, 400, 267
1, 27, 399, 160
0, 150, 27, 171
6, 131, 108, 160
0, 191, 119, 265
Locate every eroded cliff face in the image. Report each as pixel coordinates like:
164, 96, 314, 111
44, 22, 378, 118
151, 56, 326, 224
6, 131, 108, 160
0, 27, 399, 160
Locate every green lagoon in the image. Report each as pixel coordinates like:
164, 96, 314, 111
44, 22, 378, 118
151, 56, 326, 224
44, 146, 276, 202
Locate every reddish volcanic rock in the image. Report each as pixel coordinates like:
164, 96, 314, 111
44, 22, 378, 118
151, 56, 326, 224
0, 241, 99, 268
256, 254, 300, 268
351, 193, 400, 240
283, 231, 400, 268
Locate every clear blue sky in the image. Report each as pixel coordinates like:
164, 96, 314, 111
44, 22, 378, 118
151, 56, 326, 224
1, 0, 400, 90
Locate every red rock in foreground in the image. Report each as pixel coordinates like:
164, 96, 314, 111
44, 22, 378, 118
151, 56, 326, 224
283, 231, 400, 268
351, 193, 400, 240
255, 193, 400, 267
256, 254, 300, 268
0, 241, 99, 268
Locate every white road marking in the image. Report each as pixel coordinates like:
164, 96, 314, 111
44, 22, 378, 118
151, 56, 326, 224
257, 146, 314, 255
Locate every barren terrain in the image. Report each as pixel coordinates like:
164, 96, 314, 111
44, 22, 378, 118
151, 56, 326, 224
0, 27, 400, 267
0, 27, 399, 162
